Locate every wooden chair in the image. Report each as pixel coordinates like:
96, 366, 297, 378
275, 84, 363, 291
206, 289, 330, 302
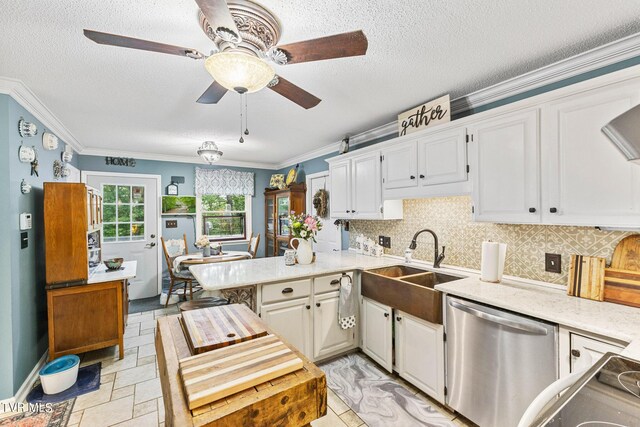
247, 233, 261, 258
161, 234, 197, 307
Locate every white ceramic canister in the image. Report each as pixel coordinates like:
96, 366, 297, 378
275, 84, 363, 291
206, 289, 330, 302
356, 234, 364, 254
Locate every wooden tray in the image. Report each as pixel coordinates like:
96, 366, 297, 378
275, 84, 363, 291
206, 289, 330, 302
180, 304, 267, 355
603, 268, 640, 308
179, 334, 303, 410
611, 234, 640, 272
567, 255, 605, 301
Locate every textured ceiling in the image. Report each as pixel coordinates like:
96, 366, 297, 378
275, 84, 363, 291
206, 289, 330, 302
2, 0, 640, 167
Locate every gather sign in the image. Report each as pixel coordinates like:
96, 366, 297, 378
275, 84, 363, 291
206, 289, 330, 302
397, 94, 451, 136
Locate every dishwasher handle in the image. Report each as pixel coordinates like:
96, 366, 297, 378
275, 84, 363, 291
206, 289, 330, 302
448, 299, 549, 335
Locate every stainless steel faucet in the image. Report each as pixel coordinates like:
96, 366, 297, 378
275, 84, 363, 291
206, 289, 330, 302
406, 229, 446, 268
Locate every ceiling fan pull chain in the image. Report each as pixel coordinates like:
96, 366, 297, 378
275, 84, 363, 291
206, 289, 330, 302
239, 93, 244, 143
244, 94, 249, 136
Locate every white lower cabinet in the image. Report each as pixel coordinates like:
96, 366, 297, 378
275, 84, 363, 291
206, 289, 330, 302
558, 326, 626, 377
395, 311, 445, 403
313, 291, 356, 360
361, 297, 393, 371
261, 297, 312, 358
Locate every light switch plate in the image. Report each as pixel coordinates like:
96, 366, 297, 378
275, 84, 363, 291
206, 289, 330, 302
378, 235, 391, 248
165, 220, 178, 229
545, 253, 562, 273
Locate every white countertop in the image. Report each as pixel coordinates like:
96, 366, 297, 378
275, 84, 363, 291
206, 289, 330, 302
88, 260, 137, 284
189, 251, 399, 290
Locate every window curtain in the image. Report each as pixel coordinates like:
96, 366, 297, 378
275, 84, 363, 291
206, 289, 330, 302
195, 168, 255, 196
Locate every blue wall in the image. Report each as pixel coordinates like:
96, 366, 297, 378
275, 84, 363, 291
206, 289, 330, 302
77, 156, 273, 259
0, 94, 79, 399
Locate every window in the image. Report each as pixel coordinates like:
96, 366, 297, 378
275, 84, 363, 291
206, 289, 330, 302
197, 194, 252, 242
102, 184, 145, 243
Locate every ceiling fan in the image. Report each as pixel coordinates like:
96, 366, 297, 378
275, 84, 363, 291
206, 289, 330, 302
83, 0, 368, 109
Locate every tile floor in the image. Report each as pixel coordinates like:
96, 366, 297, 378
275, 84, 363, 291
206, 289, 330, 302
55, 306, 471, 427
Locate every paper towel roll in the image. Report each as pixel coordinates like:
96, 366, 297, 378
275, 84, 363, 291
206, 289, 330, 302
481, 241, 507, 283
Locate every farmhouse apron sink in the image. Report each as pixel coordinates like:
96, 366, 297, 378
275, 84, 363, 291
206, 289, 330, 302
361, 265, 465, 324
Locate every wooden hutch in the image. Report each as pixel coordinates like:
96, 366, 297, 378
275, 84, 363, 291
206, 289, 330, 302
44, 182, 129, 360
264, 183, 306, 257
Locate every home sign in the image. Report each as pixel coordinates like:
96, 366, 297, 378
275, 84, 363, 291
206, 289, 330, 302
105, 156, 137, 167
397, 94, 450, 136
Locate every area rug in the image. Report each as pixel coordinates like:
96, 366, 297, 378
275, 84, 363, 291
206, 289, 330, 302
0, 399, 74, 427
320, 353, 456, 427
26, 362, 101, 404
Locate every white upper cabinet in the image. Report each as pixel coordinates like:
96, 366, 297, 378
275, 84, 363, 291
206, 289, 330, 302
351, 152, 383, 218
470, 109, 541, 223
418, 127, 468, 186
382, 141, 418, 189
541, 81, 640, 227
328, 159, 351, 218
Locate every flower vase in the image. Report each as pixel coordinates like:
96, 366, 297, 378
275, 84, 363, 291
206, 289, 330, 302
202, 246, 211, 257
290, 238, 313, 264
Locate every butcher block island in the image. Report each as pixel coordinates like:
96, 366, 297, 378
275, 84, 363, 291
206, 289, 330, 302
156, 304, 327, 427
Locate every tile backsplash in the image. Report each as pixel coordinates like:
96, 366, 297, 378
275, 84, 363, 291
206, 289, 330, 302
349, 196, 633, 285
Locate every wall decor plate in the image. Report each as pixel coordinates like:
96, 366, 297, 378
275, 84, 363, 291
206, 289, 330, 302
19, 144, 36, 163
269, 174, 284, 189
42, 132, 59, 150
18, 118, 38, 137
285, 167, 297, 186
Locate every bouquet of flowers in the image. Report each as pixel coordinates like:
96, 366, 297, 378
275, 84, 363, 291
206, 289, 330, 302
289, 212, 323, 242
195, 236, 210, 248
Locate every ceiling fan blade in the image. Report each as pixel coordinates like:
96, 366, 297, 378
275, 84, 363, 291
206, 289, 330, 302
83, 29, 204, 59
277, 30, 368, 64
196, 81, 228, 104
268, 76, 321, 109
194, 0, 241, 43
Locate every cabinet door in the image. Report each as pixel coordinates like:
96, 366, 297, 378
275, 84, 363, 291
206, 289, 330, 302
418, 127, 467, 186
261, 297, 312, 359
313, 291, 357, 360
329, 160, 352, 218
470, 109, 541, 223
395, 311, 445, 403
351, 153, 382, 219
570, 333, 624, 373
382, 141, 418, 189
362, 297, 393, 372
542, 82, 640, 226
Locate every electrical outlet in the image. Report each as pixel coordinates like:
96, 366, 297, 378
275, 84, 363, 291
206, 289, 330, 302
165, 220, 178, 229
545, 253, 562, 273
378, 235, 391, 248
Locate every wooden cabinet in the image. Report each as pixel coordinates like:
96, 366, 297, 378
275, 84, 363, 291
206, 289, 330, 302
328, 153, 402, 220
261, 297, 312, 358
395, 311, 445, 403
47, 280, 127, 360
469, 109, 541, 223
361, 297, 393, 372
541, 81, 640, 226
263, 183, 306, 257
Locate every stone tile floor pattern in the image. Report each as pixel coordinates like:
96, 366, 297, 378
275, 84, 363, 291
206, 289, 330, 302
44, 305, 472, 427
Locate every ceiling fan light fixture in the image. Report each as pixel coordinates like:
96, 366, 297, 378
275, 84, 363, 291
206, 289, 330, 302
204, 51, 274, 93
197, 140, 223, 164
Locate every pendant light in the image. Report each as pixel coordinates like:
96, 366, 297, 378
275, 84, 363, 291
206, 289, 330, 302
197, 141, 223, 164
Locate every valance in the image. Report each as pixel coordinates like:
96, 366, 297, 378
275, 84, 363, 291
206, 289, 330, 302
195, 168, 255, 196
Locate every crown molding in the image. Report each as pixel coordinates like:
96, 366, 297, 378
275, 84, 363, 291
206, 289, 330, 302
277, 31, 640, 169
79, 147, 278, 170
0, 77, 84, 152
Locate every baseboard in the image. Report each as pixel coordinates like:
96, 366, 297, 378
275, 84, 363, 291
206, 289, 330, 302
0, 350, 48, 410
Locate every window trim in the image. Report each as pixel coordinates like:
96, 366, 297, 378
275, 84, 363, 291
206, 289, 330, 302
101, 183, 148, 244
196, 195, 252, 244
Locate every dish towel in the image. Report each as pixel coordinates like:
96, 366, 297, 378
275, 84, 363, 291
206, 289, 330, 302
338, 273, 357, 329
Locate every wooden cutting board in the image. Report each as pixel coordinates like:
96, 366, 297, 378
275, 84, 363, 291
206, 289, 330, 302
180, 304, 267, 355
603, 267, 640, 308
567, 255, 606, 301
179, 334, 303, 410
611, 235, 640, 272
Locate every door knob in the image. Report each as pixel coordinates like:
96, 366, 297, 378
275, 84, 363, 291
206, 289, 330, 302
150, 234, 156, 238
145, 242, 156, 248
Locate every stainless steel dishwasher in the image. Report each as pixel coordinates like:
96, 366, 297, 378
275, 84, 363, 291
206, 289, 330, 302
445, 296, 558, 427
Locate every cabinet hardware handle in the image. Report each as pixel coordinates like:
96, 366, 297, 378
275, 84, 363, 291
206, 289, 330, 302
306, 305, 311, 310
316, 302, 321, 307
351, 210, 356, 213
550, 207, 558, 213
396, 316, 402, 321
345, 210, 349, 213
419, 174, 425, 179
410, 175, 416, 179
282, 287, 293, 294
330, 279, 341, 285
384, 312, 389, 318
571, 349, 581, 358
529, 207, 537, 213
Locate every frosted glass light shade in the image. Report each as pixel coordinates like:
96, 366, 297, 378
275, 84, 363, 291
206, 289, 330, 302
197, 141, 223, 164
205, 52, 275, 93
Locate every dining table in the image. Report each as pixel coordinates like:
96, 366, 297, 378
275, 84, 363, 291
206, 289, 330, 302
173, 251, 252, 273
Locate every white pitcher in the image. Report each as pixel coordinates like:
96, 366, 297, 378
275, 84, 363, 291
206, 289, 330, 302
290, 238, 314, 264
